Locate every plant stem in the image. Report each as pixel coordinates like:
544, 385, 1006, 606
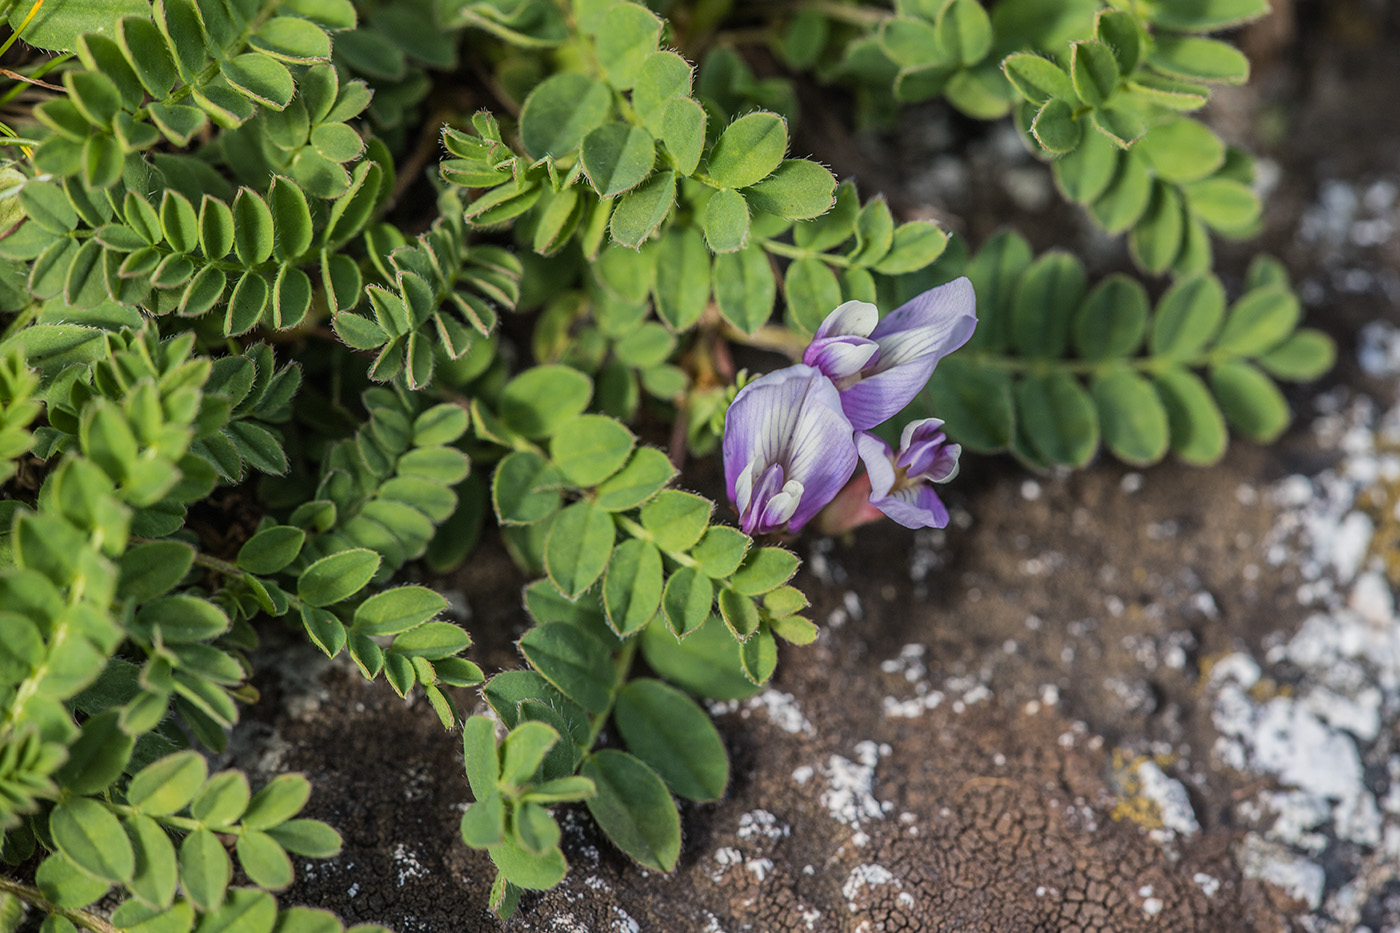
584, 638, 639, 751
0, 876, 121, 933
798, 0, 889, 29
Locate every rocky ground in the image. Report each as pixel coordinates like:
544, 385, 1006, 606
234, 2, 1400, 930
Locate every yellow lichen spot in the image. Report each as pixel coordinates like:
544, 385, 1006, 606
1107, 749, 1177, 832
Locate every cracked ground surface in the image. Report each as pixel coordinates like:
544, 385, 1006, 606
235, 4, 1400, 931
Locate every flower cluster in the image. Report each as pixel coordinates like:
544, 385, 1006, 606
723, 278, 977, 534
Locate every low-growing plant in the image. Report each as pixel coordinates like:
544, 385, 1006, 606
0, 0, 1332, 926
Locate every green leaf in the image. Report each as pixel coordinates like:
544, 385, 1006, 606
250, 15, 331, 62
713, 245, 774, 333
391, 621, 471, 659
268, 176, 313, 261
701, 187, 749, 254
0, 613, 42, 686
1031, 98, 1081, 154
499, 365, 592, 439
935, 0, 992, 65
652, 226, 710, 331
848, 198, 895, 267
242, 774, 312, 830
611, 171, 676, 248
1257, 329, 1335, 381
310, 123, 364, 163
1053, 131, 1119, 205
518, 73, 612, 158
1016, 372, 1099, 467
615, 679, 727, 801
728, 546, 798, 596
593, 2, 662, 88
297, 548, 381, 607
633, 50, 692, 125
518, 622, 614, 714
661, 565, 713, 637
688, 526, 750, 578
594, 447, 675, 511
659, 97, 706, 176
191, 771, 250, 827
581, 123, 655, 199
1150, 35, 1249, 84
135, 595, 230, 644
784, 258, 842, 334
35, 853, 109, 909
499, 720, 558, 788
354, 586, 447, 636
52, 798, 133, 883
1154, 367, 1227, 465
581, 750, 680, 871
1092, 365, 1169, 465
221, 54, 296, 110
236, 830, 293, 890
603, 538, 663, 635
179, 829, 231, 911
265, 819, 341, 857
718, 588, 760, 640
1011, 252, 1085, 358
492, 451, 563, 525
1150, 273, 1225, 358
639, 490, 711, 552
1091, 104, 1146, 148
233, 189, 275, 265
489, 838, 567, 891
118, 541, 195, 602
1129, 182, 1185, 275
236, 525, 305, 574
1182, 177, 1261, 232
1214, 286, 1300, 356
1139, 119, 1225, 183
743, 160, 836, 221
54, 711, 132, 795
1210, 360, 1289, 443
739, 626, 777, 685
549, 414, 635, 487
872, 221, 948, 275
14, 0, 148, 52
1071, 39, 1120, 106
462, 715, 499, 799
128, 751, 207, 816
1073, 273, 1148, 361
641, 613, 760, 700
1003, 53, 1075, 104
924, 356, 1013, 452
460, 792, 505, 848
707, 112, 787, 190
124, 814, 178, 908
544, 501, 615, 598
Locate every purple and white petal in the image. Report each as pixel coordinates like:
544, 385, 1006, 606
896, 418, 960, 482
722, 364, 858, 534
867, 277, 977, 371
802, 334, 880, 380
855, 432, 896, 500
813, 300, 878, 340
870, 483, 950, 530
835, 360, 938, 430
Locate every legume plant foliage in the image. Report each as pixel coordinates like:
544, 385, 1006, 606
0, 0, 1333, 926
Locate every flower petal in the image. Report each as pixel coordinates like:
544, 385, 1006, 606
802, 335, 880, 380
814, 300, 878, 340
855, 432, 896, 500
868, 277, 977, 371
722, 364, 858, 533
896, 418, 960, 482
871, 483, 950, 530
835, 361, 935, 430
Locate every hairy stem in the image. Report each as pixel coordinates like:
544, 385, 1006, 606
0, 876, 121, 933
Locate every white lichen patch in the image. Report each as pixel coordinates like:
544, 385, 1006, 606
736, 809, 790, 843
1211, 382, 1400, 923
391, 843, 428, 887
743, 689, 815, 736
842, 863, 900, 908
819, 741, 890, 835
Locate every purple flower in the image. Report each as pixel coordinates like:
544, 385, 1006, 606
855, 418, 961, 529
802, 278, 977, 430
722, 364, 859, 535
